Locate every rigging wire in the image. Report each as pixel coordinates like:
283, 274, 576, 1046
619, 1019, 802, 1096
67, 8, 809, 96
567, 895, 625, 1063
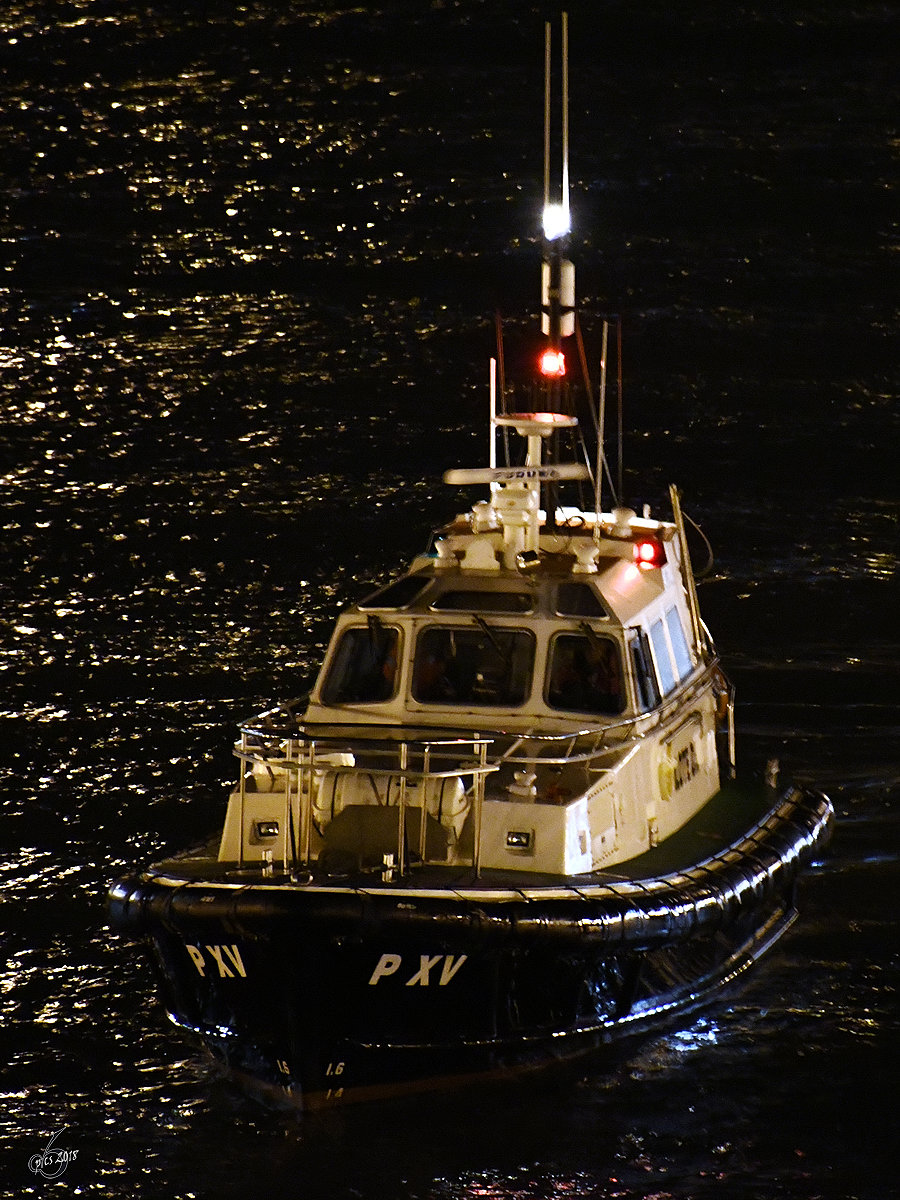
494, 310, 511, 467
682, 508, 715, 578
616, 317, 624, 503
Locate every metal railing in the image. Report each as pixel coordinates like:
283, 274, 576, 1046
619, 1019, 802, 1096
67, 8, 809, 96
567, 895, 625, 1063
235, 731, 496, 877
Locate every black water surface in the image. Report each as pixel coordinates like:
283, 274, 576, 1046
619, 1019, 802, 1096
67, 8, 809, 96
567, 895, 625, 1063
1, 2, 897, 1197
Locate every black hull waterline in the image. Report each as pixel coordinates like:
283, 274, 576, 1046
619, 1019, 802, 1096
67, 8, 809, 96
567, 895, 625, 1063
109, 785, 833, 1108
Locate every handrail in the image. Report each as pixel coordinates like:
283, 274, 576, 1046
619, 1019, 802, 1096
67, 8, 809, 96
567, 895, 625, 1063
235, 733, 498, 878
236, 739, 609, 773
236, 720, 619, 773
237, 754, 480, 782
242, 714, 628, 742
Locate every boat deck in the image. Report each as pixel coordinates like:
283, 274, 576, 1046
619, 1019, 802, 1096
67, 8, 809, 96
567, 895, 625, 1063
142, 778, 820, 895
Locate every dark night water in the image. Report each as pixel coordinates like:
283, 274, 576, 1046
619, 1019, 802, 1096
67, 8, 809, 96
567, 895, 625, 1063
0, 2, 897, 1197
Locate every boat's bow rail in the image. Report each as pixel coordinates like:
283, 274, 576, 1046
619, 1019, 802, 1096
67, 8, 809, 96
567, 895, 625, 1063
223, 728, 498, 877
220, 722, 646, 879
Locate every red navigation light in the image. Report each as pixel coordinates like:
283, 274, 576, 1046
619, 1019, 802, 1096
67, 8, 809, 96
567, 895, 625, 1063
634, 538, 666, 569
539, 349, 566, 378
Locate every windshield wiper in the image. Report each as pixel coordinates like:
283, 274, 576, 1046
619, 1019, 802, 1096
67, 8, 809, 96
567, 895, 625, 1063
473, 614, 510, 666
579, 620, 608, 654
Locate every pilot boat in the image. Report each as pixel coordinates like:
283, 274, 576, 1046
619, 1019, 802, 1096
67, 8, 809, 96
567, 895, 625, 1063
108, 15, 833, 1108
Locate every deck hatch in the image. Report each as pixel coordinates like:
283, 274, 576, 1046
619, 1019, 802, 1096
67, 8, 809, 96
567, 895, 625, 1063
359, 576, 430, 610
555, 581, 610, 618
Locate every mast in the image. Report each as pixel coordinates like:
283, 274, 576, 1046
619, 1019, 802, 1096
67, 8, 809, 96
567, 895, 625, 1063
540, 12, 574, 370
446, 13, 590, 564
540, 12, 575, 528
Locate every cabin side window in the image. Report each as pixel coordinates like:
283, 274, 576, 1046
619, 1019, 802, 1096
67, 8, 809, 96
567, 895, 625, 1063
666, 606, 694, 680
646, 607, 694, 698
630, 629, 662, 711
412, 625, 535, 707
649, 618, 677, 695
321, 622, 401, 704
546, 632, 625, 715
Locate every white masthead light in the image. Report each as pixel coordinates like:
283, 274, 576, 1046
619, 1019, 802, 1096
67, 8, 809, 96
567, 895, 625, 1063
542, 202, 570, 241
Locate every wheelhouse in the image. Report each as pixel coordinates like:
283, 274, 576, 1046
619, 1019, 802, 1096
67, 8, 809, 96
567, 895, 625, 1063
307, 549, 699, 730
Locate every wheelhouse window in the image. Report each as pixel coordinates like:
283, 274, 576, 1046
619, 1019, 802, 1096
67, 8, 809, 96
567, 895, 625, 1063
412, 624, 535, 707
321, 621, 400, 704
547, 632, 625, 715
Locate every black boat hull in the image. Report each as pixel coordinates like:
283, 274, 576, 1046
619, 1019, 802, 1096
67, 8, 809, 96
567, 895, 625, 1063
109, 786, 832, 1108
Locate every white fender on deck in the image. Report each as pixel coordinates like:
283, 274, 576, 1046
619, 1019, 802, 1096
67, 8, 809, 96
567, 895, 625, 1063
312, 771, 470, 842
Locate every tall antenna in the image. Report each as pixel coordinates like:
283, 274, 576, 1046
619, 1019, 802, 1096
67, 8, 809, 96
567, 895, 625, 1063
595, 319, 609, 522
540, 12, 574, 354
542, 13, 570, 241
543, 20, 551, 216
561, 11, 569, 234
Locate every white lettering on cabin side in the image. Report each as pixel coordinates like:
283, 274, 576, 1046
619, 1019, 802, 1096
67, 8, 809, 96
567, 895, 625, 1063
368, 952, 468, 987
673, 741, 700, 791
186, 944, 248, 978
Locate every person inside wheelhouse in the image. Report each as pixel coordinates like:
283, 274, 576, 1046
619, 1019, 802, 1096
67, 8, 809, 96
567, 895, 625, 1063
412, 624, 535, 706
321, 616, 399, 704
546, 631, 624, 715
